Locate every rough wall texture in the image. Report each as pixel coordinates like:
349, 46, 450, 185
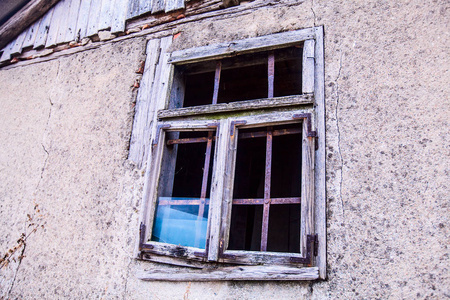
0, 0, 448, 299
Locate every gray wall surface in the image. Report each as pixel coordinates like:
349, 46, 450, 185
0, 0, 448, 299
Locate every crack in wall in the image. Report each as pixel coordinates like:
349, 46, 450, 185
311, 0, 317, 26
335, 52, 345, 219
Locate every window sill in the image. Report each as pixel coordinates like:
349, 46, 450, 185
136, 265, 319, 281
158, 94, 314, 119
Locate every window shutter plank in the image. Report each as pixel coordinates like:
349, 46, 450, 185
302, 39, 315, 94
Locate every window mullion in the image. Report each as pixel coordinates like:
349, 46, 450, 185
212, 61, 222, 104
268, 51, 275, 98
261, 126, 273, 251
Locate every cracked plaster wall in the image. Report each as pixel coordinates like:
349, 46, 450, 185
0, 0, 448, 299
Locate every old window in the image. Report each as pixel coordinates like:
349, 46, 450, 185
136, 27, 325, 281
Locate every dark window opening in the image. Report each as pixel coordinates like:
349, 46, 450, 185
151, 130, 216, 249
179, 45, 303, 108
228, 123, 302, 253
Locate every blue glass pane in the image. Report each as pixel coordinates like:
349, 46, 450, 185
151, 197, 209, 249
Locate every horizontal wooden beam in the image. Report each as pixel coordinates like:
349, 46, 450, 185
169, 27, 315, 65
0, 0, 60, 50
137, 266, 319, 281
158, 95, 314, 119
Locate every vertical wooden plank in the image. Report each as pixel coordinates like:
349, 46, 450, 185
10, 31, 27, 56
168, 68, 185, 109
165, 0, 184, 12
302, 39, 315, 94
22, 19, 41, 49
111, 0, 128, 33
212, 61, 221, 105
207, 119, 230, 261
300, 120, 315, 257
313, 26, 326, 279
127, 0, 140, 18
0, 38, 16, 63
139, 0, 154, 16
98, 0, 112, 31
75, 0, 92, 39
56, 0, 72, 44
45, 0, 65, 47
65, 0, 82, 42
86, 0, 102, 37
34, 7, 54, 49
151, 0, 165, 14
268, 51, 274, 98
261, 127, 273, 252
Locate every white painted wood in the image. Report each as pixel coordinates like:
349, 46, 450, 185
165, 0, 184, 12
65, 0, 82, 42
10, 30, 27, 55
302, 39, 315, 94
169, 28, 315, 65
127, 0, 140, 19
111, 0, 128, 33
22, 19, 41, 49
313, 26, 326, 280
207, 119, 229, 261
56, 0, 72, 44
98, 0, 113, 31
0, 38, 16, 63
158, 95, 314, 119
75, 0, 92, 39
34, 6, 54, 48
137, 266, 319, 281
139, 0, 154, 16
45, 0, 65, 47
86, 0, 102, 37
300, 119, 315, 256
151, 0, 165, 13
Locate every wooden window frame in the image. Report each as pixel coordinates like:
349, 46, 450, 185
135, 26, 326, 281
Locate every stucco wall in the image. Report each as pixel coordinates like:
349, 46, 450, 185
0, 0, 448, 299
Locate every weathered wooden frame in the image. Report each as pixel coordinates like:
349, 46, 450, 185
135, 26, 326, 280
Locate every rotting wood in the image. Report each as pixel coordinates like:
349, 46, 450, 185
302, 39, 315, 94
0, 0, 60, 50
158, 95, 314, 119
137, 266, 319, 281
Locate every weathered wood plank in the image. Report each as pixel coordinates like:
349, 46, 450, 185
313, 26, 326, 279
86, 0, 102, 37
10, 30, 27, 56
300, 119, 315, 256
302, 39, 315, 94
56, 0, 72, 44
151, 0, 165, 14
33, 6, 54, 49
75, 0, 92, 39
137, 266, 319, 281
158, 95, 314, 119
98, 0, 113, 31
45, 0, 65, 47
165, 0, 185, 12
169, 28, 315, 65
0, 38, 16, 63
0, 0, 60, 50
111, 0, 128, 33
139, 0, 154, 16
207, 119, 229, 261
65, 0, 82, 42
22, 19, 40, 49
127, 0, 140, 18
